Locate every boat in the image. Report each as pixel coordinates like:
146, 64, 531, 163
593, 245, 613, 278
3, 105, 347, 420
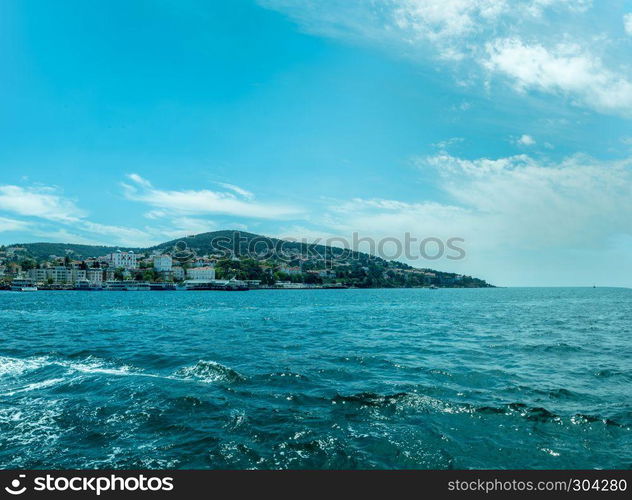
124, 282, 150, 291
184, 278, 248, 291
103, 280, 150, 291
104, 280, 127, 291
10, 278, 38, 292
74, 279, 102, 291
223, 278, 249, 291
149, 282, 176, 291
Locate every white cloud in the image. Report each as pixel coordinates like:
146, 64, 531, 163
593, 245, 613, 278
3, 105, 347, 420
272, 225, 343, 244
127, 173, 153, 189
0, 185, 85, 222
158, 217, 218, 239
421, 153, 632, 248
326, 197, 474, 243
28, 228, 117, 247
484, 39, 632, 116
144, 209, 168, 220
0, 183, 158, 247
261, 0, 632, 117
123, 173, 302, 219
517, 134, 536, 146
0, 177, 300, 247
217, 182, 255, 200
80, 221, 157, 246
0, 216, 28, 233
522, 0, 591, 17
392, 0, 507, 42
624, 13, 632, 35
316, 153, 632, 285
264, 0, 589, 47
434, 137, 464, 150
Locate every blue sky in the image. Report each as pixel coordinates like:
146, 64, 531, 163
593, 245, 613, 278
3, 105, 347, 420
1, 0, 631, 286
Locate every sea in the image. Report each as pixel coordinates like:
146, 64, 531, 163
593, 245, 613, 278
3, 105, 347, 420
0, 287, 630, 469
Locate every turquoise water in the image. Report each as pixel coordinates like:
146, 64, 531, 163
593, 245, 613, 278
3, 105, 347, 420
0, 287, 630, 469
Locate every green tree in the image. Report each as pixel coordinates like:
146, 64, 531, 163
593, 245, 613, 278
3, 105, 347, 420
114, 267, 125, 281
143, 269, 158, 282
19, 259, 37, 271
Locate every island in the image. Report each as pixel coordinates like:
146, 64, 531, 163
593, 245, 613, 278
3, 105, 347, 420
0, 230, 492, 291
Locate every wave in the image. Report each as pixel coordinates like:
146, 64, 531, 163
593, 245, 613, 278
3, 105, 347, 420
55, 356, 137, 377
594, 369, 631, 380
329, 391, 629, 428
0, 355, 137, 379
173, 360, 245, 384
0, 354, 248, 393
0, 398, 65, 452
509, 386, 580, 399
1, 378, 66, 397
332, 392, 409, 407
522, 342, 583, 353
0, 356, 46, 378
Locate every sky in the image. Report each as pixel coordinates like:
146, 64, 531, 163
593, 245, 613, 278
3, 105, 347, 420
0, 0, 631, 287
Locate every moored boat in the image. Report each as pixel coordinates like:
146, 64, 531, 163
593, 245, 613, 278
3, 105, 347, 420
74, 279, 102, 291
10, 278, 38, 292
124, 282, 150, 291
104, 280, 127, 291
103, 280, 150, 291
149, 282, 176, 291
184, 278, 248, 291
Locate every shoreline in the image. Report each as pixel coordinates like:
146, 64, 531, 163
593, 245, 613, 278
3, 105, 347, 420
0, 285, 494, 292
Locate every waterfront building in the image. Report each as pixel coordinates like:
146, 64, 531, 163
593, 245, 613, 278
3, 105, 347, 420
50, 267, 69, 283
86, 268, 104, 285
153, 255, 173, 272
28, 268, 50, 283
186, 266, 216, 280
172, 266, 185, 280
106, 250, 138, 270
29, 267, 87, 284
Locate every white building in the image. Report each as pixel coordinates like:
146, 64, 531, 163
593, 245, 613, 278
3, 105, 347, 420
30, 267, 87, 284
106, 250, 138, 270
86, 268, 104, 285
172, 266, 185, 281
28, 268, 50, 283
153, 255, 173, 272
50, 267, 69, 283
279, 265, 302, 276
192, 258, 214, 268
186, 266, 216, 280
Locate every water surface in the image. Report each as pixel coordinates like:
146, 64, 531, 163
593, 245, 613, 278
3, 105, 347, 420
0, 287, 630, 469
